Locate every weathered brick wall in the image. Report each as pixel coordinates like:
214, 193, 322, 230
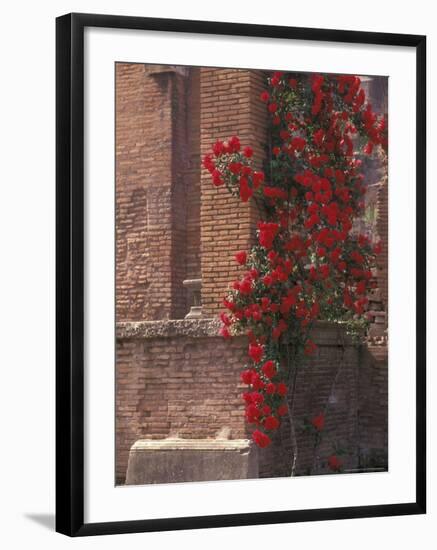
115, 319, 249, 483
116, 66, 267, 321
116, 66, 388, 326
116, 64, 195, 321
360, 77, 388, 340
258, 335, 388, 478
115, 65, 389, 484
357, 344, 388, 469
185, 68, 202, 282
115, 321, 386, 484
200, 68, 267, 316
374, 157, 388, 329
116, 63, 172, 321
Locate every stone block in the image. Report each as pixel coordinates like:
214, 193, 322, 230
125, 438, 258, 485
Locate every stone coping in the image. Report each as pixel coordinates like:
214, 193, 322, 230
117, 318, 360, 345
117, 318, 222, 339
130, 438, 252, 452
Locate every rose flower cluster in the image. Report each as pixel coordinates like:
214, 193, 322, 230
203, 72, 386, 450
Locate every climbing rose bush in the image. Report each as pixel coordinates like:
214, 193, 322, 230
203, 72, 386, 451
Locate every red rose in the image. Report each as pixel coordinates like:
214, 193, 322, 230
277, 404, 288, 416
219, 312, 231, 326
260, 91, 270, 103
240, 369, 255, 385
212, 169, 223, 187
239, 278, 252, 295
328, 455, 343, 472
261, 360, 277, 379
304, 214, 320, 229
261, 404, 272, 415
239, 177, 253, 202
248, 343, 264, 364
251, 374, 265, 391
319, 264, 330, 279
258, 222, 279, 249
291, 136, 306, 152
245, 404, 261, 423
242, 392, 252, 404
289, 78, 297, 89
252, 171, 265, 189
243, 146, 254, 158
331, 248, 341, 263
313, 128, 325, 147
268, 102, 278, 113
351, 250, 364, 264
264, 415, 280, 430
235, 251, 247, 265
252, 429, 272, 448
277, 382, 287, 397
212, 140, 225, 156
356, 280, 367, 295
228, 135, 241, 153
219, 326, 230, 339
311, 413, 325, 431
229, 162, 242, 175
203, 154, 215, 172
266, 382, 276, 395
250, 391, 264, 405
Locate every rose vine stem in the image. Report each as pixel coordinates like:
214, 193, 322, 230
284, 321, 313, 477
285, 340, 299, 477
309, 329, 346, 475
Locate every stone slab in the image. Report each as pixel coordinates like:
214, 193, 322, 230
125, 438, 259, 485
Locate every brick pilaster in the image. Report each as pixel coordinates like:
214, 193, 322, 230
116, 63, 191, 321
199, 68, 268, 316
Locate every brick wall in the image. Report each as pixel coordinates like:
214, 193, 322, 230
115, 319, 249, 483
185, 68, 202, 281
357, 344, 388, 469
115, 65, 388, 484
116, 63, 196, 321
361, 77, 388, 341
116, 65, 268, 320
115, 320, 386, 483
259, 329, 388, 478
199, 68, 267, 316
116, 66, 388, 326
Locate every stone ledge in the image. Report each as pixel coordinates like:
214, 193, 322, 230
130, 438, 252, 452
145, 64, 189, 77
117, 319, 360, 346
117, 318, 222, 339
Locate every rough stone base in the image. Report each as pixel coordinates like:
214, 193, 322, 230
125, 438, 258, 485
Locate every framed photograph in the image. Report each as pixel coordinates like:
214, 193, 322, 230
56, 12, 426, 536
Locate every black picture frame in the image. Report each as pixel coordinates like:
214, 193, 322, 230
56, 12, 426, 537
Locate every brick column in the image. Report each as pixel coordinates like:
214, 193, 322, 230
200, 68, 267, 317
116, 63, 190, 321
361, 76, 388, 340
